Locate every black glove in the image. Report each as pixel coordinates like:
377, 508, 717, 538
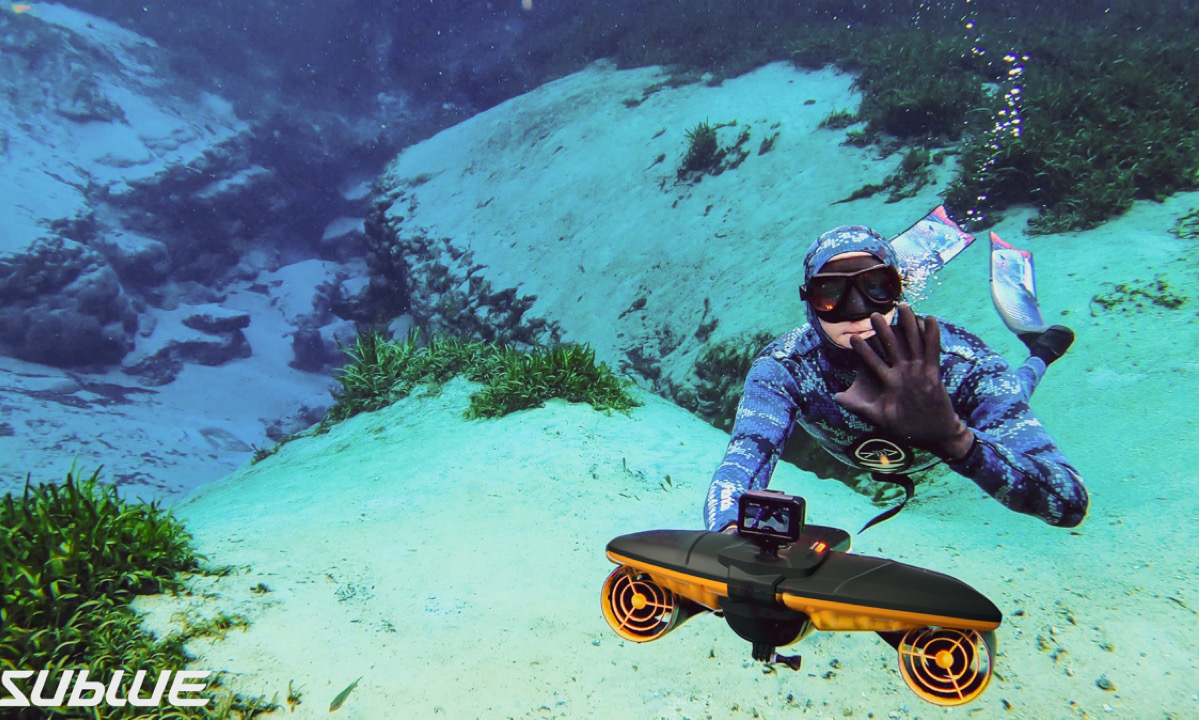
833, 304, 974, 461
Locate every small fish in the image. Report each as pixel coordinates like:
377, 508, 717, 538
11, 4, 33, 13
329, 676, 362, 713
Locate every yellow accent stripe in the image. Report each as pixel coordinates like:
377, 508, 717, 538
779, 594, 1000, 632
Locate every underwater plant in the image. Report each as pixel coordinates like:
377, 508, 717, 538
940, 23, 1199, 232
675, 119, 754, 181
1090, 276, 1186, 314
320, 331, 641, 429
793, 10, 1199, 233
757, 130, 781, 155
0, 467, 276, 717
251, 443, 279, 464
851, 38, 990, 144
818, 107, 858, 130
465, 343, 638, 418
679, 120, 721, 176
323, 329, 422, 425
1170, 207, 1199, 239
838, 148, 936, 204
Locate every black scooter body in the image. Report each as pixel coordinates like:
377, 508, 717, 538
601, 512, 1002, 706
607, 529, 1001, 626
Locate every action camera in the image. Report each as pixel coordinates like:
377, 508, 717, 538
738, 489, 805, 546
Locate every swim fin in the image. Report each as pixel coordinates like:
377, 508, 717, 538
989, 231, 1048, 335
890, 206, 976, 295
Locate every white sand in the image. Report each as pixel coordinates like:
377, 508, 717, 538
129, 63, 1199, 718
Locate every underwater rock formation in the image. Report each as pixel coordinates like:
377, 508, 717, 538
0, 237, 137, 367
0, 6, 263, 369
121, 304, 252, 386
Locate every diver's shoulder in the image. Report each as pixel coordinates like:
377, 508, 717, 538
760, 324, 822, 361
934, 316, 1001, 361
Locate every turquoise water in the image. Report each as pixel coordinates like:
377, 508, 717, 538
2, 2, 1198, 718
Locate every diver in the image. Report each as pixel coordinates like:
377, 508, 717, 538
704, 224, 1088, 534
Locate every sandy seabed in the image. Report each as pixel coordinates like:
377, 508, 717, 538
138, 359, 1198, 719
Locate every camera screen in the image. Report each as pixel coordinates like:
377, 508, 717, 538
743, 498, 791, 534
737, 490, 804, 543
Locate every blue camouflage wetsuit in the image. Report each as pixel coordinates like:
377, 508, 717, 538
703, 226, 1089, 533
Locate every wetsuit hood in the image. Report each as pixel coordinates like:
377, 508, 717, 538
803, 225, 904, 349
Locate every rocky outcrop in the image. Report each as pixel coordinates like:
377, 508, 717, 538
0, 237, 137, 367
122, 304, 252, 385
364, 217, 559, 347
0, 7, 264, 368
89, 232, 172, 286
319, 216, 369, 263
0, 5, 427, 377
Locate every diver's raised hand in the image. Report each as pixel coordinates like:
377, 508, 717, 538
833, 304, 974, 461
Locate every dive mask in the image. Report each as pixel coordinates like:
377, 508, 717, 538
800, 264, 902, 322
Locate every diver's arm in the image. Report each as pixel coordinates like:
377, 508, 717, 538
704, 357, 799, 531
947, 355, 1089, 527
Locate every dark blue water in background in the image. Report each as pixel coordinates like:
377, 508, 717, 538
55, 0, 1197, 248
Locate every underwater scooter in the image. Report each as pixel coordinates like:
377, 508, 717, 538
600, 490, 1002, 706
